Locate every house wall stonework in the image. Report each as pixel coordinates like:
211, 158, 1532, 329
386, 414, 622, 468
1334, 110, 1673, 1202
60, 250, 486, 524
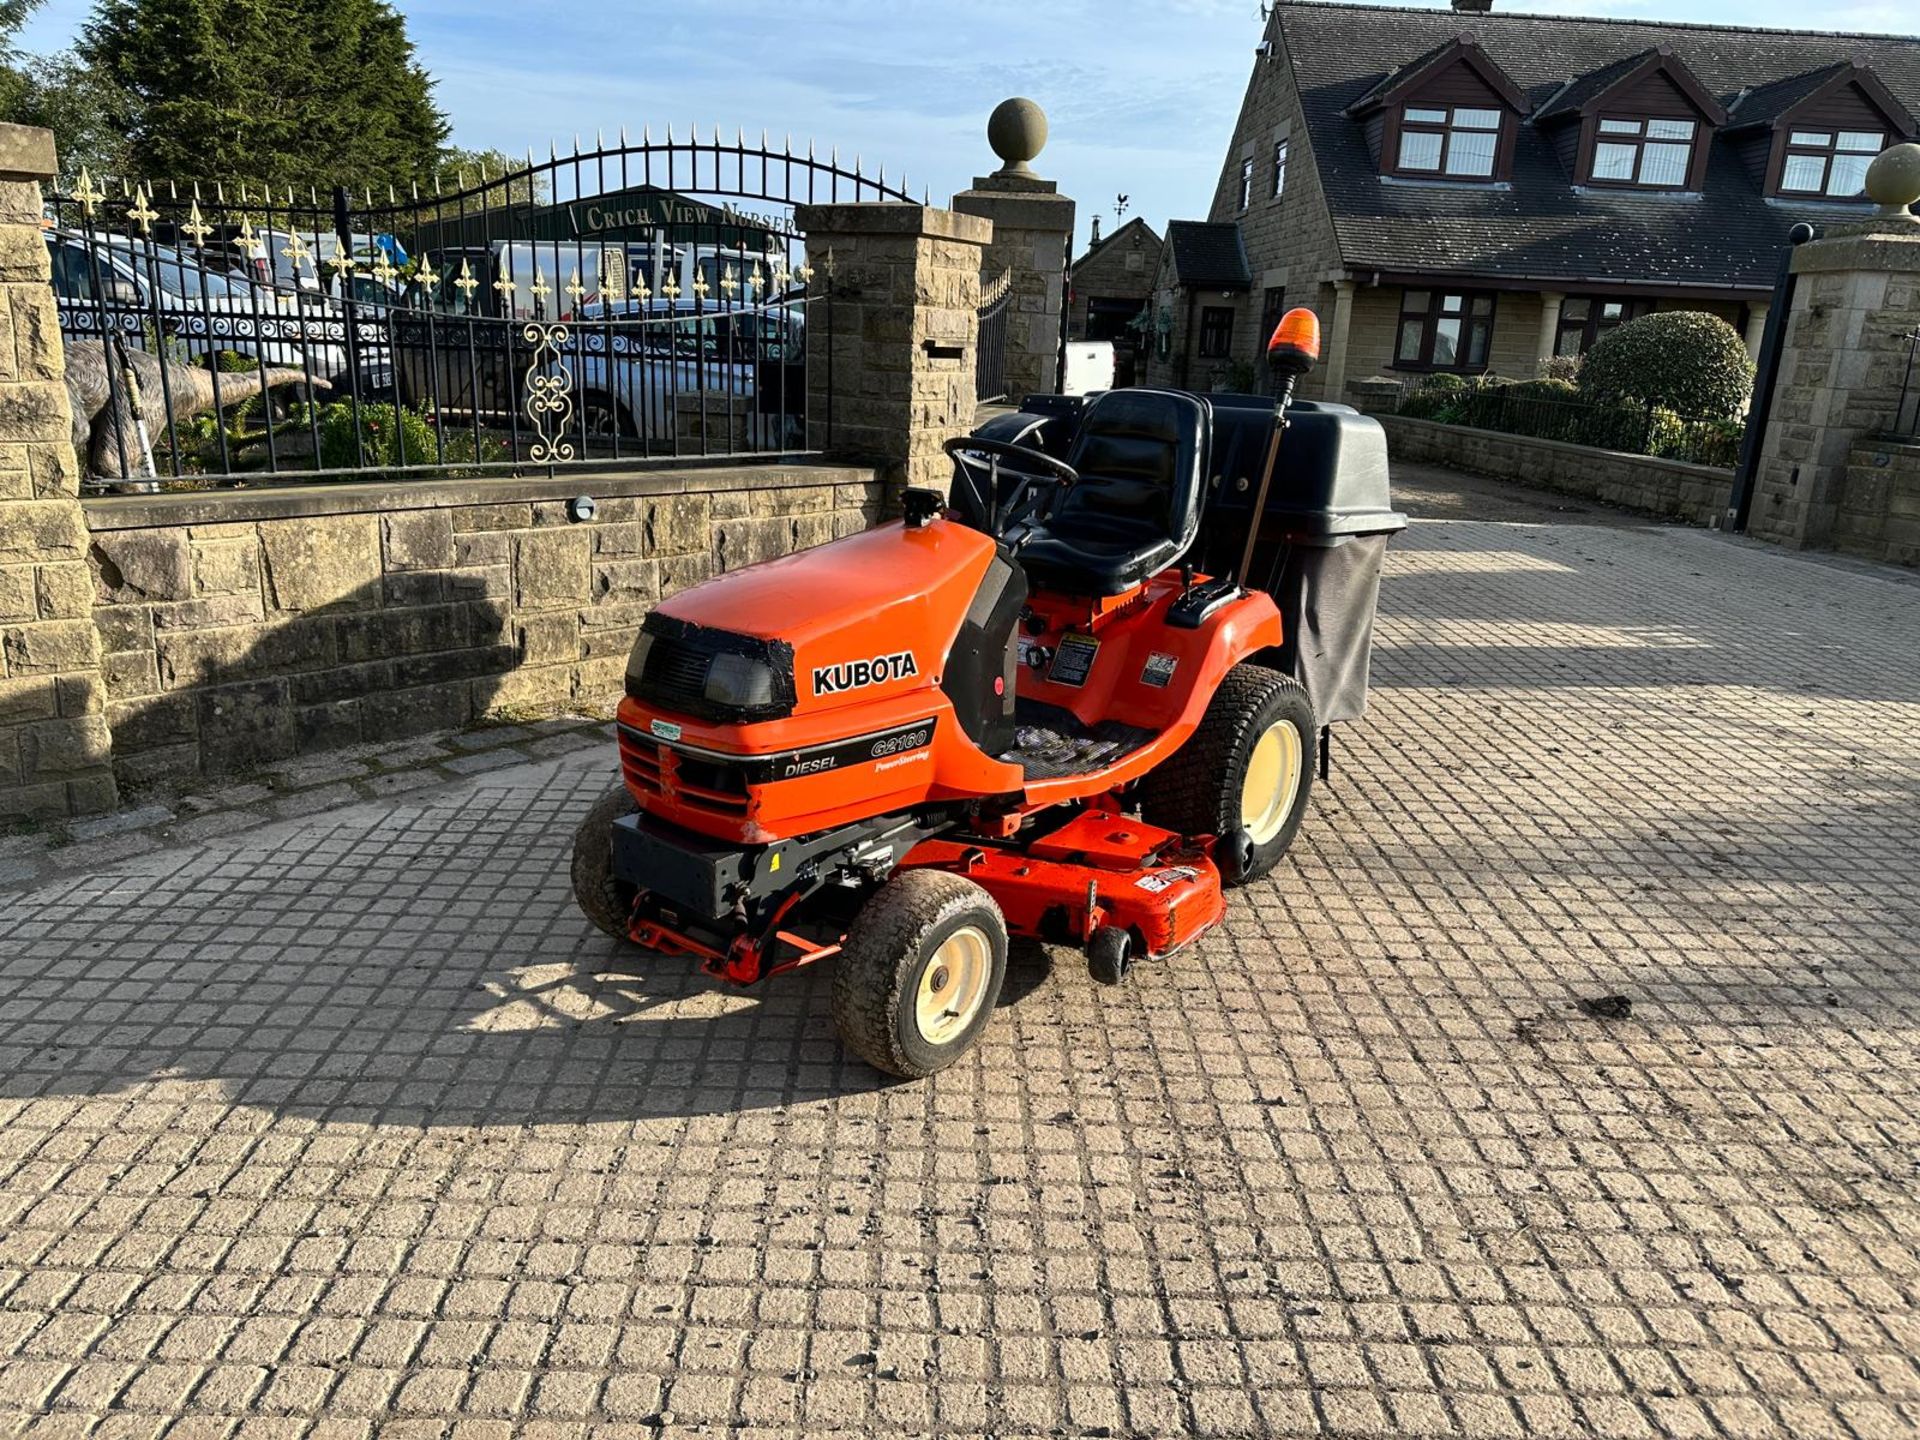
1066, 220, 1161, 342
1206, 33, 1348, 398
83, 467, 884, 787
0, 125, 116, 819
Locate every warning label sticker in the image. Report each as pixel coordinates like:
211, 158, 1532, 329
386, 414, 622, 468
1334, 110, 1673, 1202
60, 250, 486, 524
1048, 633, 1100, 688
1136, 866, 1199, 894
1141, 652, 1178, 688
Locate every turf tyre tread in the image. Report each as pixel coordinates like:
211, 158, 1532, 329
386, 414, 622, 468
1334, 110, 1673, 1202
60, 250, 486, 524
832, 869, 1007, 1079
1139, 662, 1315, 887
571, 782, 640, 941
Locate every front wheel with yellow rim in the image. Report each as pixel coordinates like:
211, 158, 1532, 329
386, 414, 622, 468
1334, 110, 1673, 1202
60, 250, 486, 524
832, 869, 1009, 1079
1139, 663, 1317, 887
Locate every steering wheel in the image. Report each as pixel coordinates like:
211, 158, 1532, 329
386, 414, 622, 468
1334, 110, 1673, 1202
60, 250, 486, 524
942, 435, 1080, 540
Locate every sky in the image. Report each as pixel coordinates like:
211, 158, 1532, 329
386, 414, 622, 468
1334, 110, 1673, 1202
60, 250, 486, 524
18, 0, 1918, 255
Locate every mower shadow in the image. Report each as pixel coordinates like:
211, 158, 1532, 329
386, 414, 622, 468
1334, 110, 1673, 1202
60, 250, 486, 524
0, 762, 1068, 1124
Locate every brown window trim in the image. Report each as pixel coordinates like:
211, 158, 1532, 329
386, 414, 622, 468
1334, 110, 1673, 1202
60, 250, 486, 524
1383, 103, 1513, 182
1772, 126, 1886, 200
1393, 288, 1497, 371
1580, 114, 1707, 192
1197, 305, 1235, 360
1555, 296, 1652, 357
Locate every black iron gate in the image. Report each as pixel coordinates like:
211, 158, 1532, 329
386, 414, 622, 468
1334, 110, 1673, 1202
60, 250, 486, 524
47, 131, 917, 490
975, 268, 1012, 405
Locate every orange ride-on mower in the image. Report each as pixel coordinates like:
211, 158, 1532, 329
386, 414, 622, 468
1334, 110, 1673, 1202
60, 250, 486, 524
571, 310, 1406, 1077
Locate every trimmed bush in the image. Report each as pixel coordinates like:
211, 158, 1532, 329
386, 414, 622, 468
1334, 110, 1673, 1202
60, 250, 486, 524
1395, 371, 1468, 419
1578, 311, 1754, 419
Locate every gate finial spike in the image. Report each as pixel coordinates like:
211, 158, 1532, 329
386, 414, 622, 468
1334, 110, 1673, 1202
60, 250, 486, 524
387, 184, 396, 204
665, 123, 673, 144
410, 180, 419, 201
167, 179, 177, 198
597, 128, 605, 149
572, 133, 581, 155
548, 139, 558, 163
214, 181, 224, 203
191, 180, 200, 199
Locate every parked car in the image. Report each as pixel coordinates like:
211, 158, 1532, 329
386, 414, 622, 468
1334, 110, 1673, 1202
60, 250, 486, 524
45, 230, 350, 379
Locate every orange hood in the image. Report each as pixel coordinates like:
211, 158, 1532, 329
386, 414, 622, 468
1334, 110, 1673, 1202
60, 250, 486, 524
655, 517, 999, 715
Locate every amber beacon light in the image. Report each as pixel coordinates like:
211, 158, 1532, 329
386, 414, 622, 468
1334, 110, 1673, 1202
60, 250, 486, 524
1266, 306, 1322, 375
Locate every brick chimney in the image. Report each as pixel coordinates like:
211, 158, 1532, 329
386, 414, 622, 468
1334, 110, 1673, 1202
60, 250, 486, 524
1452, 0, 1493, 10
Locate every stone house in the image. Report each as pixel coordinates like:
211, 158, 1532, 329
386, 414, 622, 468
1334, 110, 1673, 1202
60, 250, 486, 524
1066, 217, 1163, 382
1143, 0, 1920, 403
1139, 220, 1256, 392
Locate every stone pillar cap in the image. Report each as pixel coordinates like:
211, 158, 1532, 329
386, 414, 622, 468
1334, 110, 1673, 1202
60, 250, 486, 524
988, 98, 1048, 179
1865, 142, 1920, 224
0, 123, 58, 183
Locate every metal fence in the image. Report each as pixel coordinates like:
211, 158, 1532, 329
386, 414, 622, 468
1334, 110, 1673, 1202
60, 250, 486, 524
975, 268, 1012, 404
1390, 378, 1749, 469
1895, 324, 1920, 441
48, 132, 918, 492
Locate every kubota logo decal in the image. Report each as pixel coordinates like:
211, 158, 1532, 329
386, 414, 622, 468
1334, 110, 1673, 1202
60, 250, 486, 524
811, 651, 919, 696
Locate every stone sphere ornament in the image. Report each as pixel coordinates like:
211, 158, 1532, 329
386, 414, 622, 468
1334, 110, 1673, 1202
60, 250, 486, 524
1864, 141, 1920, 221
988, 98, 1048, 177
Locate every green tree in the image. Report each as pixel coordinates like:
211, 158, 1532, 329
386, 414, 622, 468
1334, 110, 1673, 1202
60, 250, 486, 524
0, 0, 133, 176
78, 0, 450, 190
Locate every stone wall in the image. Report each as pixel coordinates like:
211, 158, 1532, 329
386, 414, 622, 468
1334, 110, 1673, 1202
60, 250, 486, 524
1750, 224, 1920, 550
1832, 439, 1920, 567
1379, 414, 1731, 526
83, 464, 882, 787
796, 204, 987, 495
0, 124, 116, 818
953, 177, 1074, 402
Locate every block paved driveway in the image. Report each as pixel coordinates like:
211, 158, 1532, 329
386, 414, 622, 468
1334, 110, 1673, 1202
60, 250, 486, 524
3, 464, 1919, 1439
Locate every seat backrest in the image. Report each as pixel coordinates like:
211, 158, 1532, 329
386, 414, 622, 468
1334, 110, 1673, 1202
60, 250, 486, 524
1058, 389, 1209, 553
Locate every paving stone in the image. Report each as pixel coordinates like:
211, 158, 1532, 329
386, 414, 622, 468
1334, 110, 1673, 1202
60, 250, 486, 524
447, 725, 536, 752
63, 801, 173, 842
0, 465, 1915, 1436
441, 748, 530, 775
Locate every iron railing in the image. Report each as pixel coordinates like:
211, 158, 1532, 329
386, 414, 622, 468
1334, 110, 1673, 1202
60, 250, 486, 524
1387, 378, 1749, 469
48, 131, 918, 492
1893, 323, 1920, 441
975, 268, 1012, 404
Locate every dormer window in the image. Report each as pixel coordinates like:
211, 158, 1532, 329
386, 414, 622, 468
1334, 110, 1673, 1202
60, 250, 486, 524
1397, 105, 1504, 178
1780, 129, 1885, 198
1590, 116, 1697, 188
1344, 36, 1528, 184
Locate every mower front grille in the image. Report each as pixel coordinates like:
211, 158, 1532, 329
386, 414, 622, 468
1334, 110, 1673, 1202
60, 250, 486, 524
618, 730, 751, 818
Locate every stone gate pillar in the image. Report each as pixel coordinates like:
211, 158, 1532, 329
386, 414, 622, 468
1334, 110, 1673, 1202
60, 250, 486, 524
795, 202, 991, 495
953, 99, 1076, 402
0, 124, 115, 818
1749, 145, 1920, 550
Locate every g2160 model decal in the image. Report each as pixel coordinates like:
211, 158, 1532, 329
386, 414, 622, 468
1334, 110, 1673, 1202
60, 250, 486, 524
812, 651, 919, 696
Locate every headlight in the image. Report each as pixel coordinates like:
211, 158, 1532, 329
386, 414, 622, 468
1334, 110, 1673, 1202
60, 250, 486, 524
704, 652, 775, 709
625, 630, 655, 683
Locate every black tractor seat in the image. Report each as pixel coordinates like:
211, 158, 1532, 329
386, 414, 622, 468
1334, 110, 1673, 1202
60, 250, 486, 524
1018, 389, 1211, 597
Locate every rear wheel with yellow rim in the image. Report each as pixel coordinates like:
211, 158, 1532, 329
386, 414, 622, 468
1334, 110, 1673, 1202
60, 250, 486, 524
1138, 663, 1316, 887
